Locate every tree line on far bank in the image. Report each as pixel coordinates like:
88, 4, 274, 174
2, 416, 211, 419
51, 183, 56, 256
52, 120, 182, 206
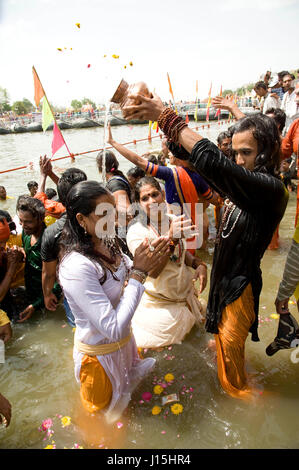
0, 86, 97, 115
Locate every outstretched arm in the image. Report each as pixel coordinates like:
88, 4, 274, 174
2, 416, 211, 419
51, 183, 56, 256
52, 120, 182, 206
107, 123, 148, 171
212, 96, 246, 121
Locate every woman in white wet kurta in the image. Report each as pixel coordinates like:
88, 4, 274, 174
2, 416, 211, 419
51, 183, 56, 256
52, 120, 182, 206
58, 180, 169, 423
127, 176, 207, 349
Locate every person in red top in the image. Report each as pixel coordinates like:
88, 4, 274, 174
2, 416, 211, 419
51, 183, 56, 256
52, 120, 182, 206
281, 82, 299, 159
34, 155, 65, 219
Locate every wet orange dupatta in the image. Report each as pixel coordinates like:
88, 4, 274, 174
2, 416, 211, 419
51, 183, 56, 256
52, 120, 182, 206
172, 167, 200, 253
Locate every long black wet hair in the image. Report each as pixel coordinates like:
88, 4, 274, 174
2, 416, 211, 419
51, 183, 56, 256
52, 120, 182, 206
230, 113, 281, 176
59, 180, 118, 266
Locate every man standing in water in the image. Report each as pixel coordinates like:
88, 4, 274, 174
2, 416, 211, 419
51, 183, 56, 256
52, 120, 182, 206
17, 196, 61, 322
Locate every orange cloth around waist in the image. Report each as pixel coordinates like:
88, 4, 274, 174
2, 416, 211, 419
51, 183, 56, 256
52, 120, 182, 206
214, 283, 258, 401
267, 225, 279, 250
79, 354, 113, 414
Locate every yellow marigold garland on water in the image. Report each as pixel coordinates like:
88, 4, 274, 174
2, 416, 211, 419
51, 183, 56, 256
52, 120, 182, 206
171, 403, 183, 415
152, 406, 162, 415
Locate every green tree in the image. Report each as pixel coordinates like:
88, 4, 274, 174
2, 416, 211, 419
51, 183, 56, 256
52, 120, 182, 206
0, 87, 11, 112
246, 83, 255, 93
71, 99, 82, 111
236, 87, 246, 96
12, 101, 28, 115
81, 97, 96, 109
22, 98, 34, 113
222, 89, 234, 97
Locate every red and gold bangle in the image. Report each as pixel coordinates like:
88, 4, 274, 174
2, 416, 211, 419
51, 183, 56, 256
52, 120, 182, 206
158, 108, 188, 143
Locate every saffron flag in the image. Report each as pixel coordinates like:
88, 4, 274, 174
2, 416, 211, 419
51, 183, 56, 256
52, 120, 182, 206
42, 96, 54, 132
52, 121, 65, 156
32, 66, 44, 107
215, 85, 222, 119
206, 82, 212, 122
167, 73, 177, 114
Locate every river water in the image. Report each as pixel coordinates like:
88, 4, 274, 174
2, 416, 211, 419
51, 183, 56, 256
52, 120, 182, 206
0, 122, 298, 449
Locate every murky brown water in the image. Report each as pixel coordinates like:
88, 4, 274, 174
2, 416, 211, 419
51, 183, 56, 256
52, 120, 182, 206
0, 122, 298, 449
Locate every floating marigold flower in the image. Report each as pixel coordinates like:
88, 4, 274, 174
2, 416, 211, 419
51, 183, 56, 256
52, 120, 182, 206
129, 61, 133, 66
112, 54, 119, 59
75, 23, 80, 28
61, 416, 71, 428
153, 385, 163, 395
57, 48, 62, 52
151, 406, 162, 415
164, 373, 174, 382
270, 313, 279, 320
44, 444, 55, 449
171, 403, 183, 415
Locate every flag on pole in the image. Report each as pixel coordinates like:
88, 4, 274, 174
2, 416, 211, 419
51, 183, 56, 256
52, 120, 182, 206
148, 120, 152, 140
32, 65, 72, 157
167, 73, 177, 113
194, 80, 198, 122
52, 122, 66, 156
206, 82, 212, 122
42, 96, 54, 132
32, 66, 44, 107
215, 85, 222, 119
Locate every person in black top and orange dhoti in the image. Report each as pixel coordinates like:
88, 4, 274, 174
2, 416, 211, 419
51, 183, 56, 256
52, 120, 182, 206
122, 92, 289, 401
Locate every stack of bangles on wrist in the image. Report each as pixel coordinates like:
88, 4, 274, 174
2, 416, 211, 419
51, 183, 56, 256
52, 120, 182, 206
157, 108, 188, 143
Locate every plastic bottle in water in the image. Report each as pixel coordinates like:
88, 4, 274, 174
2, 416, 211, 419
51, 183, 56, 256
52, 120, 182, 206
0, 339, 5, 363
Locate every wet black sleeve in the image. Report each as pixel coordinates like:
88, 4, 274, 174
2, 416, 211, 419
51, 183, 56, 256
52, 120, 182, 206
41, 228, 59, 262
190, 138, 288, 213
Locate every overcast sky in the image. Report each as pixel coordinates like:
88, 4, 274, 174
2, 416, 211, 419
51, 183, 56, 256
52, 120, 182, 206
0, 0, 298, 107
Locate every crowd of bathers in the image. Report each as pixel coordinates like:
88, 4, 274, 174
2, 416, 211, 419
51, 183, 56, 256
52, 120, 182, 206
0, 69, 298, 436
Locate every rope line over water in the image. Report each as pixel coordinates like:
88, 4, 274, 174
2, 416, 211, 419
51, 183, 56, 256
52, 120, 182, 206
0, 120, 233, 175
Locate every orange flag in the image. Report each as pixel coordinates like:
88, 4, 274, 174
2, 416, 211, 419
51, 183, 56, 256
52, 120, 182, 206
32, 66, 44, 107
167, 72, 177, 113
